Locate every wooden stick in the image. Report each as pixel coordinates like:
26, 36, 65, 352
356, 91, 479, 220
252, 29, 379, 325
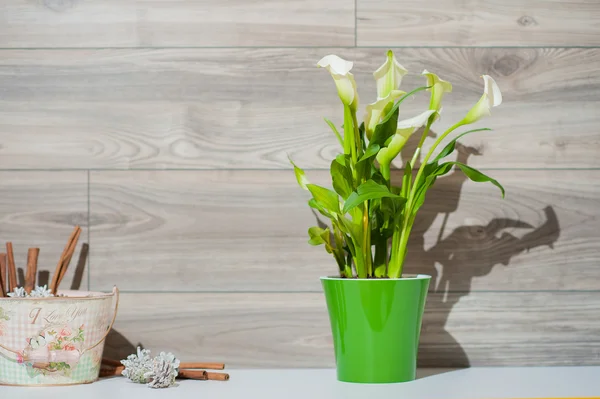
55, 227, 81, 292
99, 365, 125, 377
24, 248, 40, 293
6, 243, 18, 291
101, 358, 123, 368
50, 226, 81, 294
177, 369, 208, 380
206, 372, 230, 381
0, 253, 7, 297
179, 362, 225, 370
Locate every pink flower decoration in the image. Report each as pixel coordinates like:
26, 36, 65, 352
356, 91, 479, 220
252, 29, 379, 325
59, 327, 72, 337
63, 344, 76, 351
16, 353, 24, 364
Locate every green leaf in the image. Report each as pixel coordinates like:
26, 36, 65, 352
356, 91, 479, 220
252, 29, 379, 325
446, 162, 505, 198
369, 86, 430, 148
343, 180, 404, 214
338, 216, 362, 245
307, 184, 340, 214
331, 159, 353, 199
370, 106, 398, 147
308, 198, 333, 218
308, 226, 333, 253
289, 157, 309, 190
324, 118, 344, 148
432, 128, 492, 163
360, 144, 380, 161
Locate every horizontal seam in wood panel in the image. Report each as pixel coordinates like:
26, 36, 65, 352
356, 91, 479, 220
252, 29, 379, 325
111, 290, 600, 294
1, 46, 600, 50
4, 168, 600, 172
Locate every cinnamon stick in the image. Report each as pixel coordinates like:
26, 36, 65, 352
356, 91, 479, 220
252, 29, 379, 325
179, 362, 225, 370
6, 243, 18, 291
177, 369, 208, 380
0, 253, 7, 297
24, 248, 40, 293
206, 372, 230, 381
99, 365, 125, 377
101, 358, 123, 368
50, 226, 81, 294
55, 227, 81, 292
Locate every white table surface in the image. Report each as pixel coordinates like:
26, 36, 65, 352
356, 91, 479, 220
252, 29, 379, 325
1, 368, 599, 399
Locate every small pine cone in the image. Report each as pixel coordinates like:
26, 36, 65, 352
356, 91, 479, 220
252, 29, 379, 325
121, 347, 153, 383
144, 352, 180, 389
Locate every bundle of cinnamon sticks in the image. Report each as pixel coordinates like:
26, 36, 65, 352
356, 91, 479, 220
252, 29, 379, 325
0, 243, 40, 297
100, 358, 230, 381
0, 225, 82, 297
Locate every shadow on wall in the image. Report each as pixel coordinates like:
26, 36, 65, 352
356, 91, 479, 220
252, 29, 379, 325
395, 132, 561, 368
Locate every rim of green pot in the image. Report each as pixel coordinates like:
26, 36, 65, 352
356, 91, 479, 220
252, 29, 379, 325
320, 274, 431, 281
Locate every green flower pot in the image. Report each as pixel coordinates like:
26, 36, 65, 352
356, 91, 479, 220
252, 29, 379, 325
321, 275, 431, 383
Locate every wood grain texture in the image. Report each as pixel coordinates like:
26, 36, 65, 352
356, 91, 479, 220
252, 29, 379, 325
89, 169, 595, 292
1, 48, 599, 169
357, 0, 600, 46
0, 0, 353, 48
111, 292, 600, 367
0, 172, 89, 291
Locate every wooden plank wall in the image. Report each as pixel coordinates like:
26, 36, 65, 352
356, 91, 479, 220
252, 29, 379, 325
1, 0, 599, 367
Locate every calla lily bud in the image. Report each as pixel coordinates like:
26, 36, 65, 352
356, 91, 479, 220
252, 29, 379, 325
373, 50, 408, 99
317, 55, 359, 111
463, 75, 502, 124
422, 70, 452, 114
364, 90, 406, 139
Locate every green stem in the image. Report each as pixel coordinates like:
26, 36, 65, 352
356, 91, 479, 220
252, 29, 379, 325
354, 247, 367, 279
362, 203, 372, 277
411, 120, 464, 201
374, 239, 387, 278
389, 212, 414, 278
351, 112, 363, 158
332, 225, 350, 277
380, 163, 391, 183
415, 122, 431, 158
389, 120, 465, 278
343, 106, 358, 181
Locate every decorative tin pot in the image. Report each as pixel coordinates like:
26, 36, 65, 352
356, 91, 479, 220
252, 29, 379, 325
321, 275, 430, 383
0, 288, 119, 386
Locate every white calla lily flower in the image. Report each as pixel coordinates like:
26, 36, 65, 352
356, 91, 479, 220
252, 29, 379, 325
463, 75, 502, 124
317, 55, 359, 110
373, 50, 408, 99
364, 90, 406, 139
376, 110, 436, 169
395, 109, 437, 131
422, 70, 452, 113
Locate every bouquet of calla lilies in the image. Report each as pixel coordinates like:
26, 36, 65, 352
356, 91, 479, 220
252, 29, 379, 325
291, 50, 505, 279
